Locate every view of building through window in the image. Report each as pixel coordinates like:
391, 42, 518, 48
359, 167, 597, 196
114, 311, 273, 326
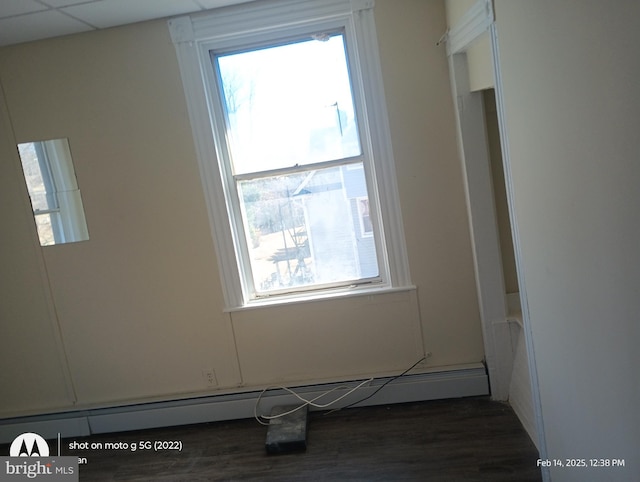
238, 163, 378, 293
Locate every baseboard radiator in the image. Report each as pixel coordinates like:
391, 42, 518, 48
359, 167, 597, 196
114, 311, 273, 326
0, 364, 488, 443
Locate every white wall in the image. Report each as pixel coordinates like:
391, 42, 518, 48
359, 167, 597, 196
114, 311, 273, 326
495, 1, 640, 480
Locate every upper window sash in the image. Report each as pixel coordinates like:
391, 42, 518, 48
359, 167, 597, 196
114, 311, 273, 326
212, 30, 362, 177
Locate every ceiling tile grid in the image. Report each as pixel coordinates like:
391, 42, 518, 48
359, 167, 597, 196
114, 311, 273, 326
39, 0, 101, 7
0, 0, 48, 18
0, 8, 92, 46
0, 0, 256, 47
61, 0, 204, 29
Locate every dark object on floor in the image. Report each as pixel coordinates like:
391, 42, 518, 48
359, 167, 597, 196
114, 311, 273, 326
265, 405, 308, 454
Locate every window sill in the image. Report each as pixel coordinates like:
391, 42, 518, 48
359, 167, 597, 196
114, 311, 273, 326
224, 284, 417, 312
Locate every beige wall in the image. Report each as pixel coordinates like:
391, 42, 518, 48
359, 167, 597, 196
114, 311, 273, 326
0, 88, 75, 415
0, 0, 483, 417
495, 0, 640, 478
483, 89, 518, 294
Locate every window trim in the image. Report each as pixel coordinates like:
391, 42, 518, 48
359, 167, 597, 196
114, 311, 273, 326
169, 0, 411, 309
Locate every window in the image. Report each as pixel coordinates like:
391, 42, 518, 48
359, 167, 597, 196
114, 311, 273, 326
216, 32, 381, 295
17, 138, 89, 246
170, 0, 411, 308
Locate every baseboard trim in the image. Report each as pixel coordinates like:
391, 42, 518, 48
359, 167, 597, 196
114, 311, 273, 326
0, 364, 488, 443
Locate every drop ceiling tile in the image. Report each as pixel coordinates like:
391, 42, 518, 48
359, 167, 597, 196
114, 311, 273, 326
39, 0, 101, 8
0, 0, 47, 18
62, 0, 203, 29
195, 0, 255, 9
0, 10, 94, 46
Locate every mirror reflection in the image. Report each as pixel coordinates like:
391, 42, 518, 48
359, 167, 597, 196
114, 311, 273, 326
17, 138, 89, 246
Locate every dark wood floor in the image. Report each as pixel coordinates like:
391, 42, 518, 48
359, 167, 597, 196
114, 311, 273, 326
36, 397, 542, 481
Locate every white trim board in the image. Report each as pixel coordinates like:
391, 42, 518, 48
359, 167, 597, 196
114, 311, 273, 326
446, 0, 493, 56
444, 2, 547, 474
447, 53, 511, 401
0, 365, 488, 443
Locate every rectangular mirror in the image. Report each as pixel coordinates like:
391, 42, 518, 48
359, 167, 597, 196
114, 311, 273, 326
17, 138, 89, 246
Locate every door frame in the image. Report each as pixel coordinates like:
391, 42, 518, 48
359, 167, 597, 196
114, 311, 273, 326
444, 0, 548, 467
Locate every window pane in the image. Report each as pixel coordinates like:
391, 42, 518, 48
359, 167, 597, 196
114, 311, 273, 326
218, 33, 361, 175
239, 163, 379, 294
17, 142, 58, 211
34, 213, 57, 246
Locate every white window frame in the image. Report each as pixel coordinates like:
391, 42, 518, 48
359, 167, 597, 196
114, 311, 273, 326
169, 0, 411, 309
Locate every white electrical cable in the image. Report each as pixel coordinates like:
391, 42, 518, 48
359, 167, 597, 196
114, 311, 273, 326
254, 378, 374, 426
253, 356, 427, 425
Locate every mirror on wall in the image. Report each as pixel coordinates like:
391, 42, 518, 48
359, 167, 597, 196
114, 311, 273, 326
17, 138, 89, 246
